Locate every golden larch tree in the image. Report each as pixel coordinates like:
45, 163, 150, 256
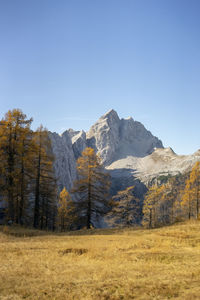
190, 162, 200, 218
72, 147, 111, 229
142, 184, 166, 228
0, 109, 33, 223
32, 125, 56, 229
108, 186, 141, 226
57, 187, 76, 231
181, 162, 200, 219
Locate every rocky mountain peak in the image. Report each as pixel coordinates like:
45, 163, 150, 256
67, 128, 80, 139
86, 109, 163, 165
100, 109, 120, 121
86, 110, 121, 165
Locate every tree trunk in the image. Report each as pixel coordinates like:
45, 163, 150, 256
34, 150, 41, 228
40, 196, 45, 230
8, 127, 15, 221
189, 195, 191, 220
19, 154, 25, 225
87, 181, 91, 229
149, 208, 152, 228
87, 165, 92, 229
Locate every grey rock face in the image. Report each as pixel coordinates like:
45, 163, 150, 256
49, 109, 200, 196
87, 109, 121, 165
49, 131, 77, 192
71, 130, 87, 159
107, 147, 200, 185
118, 117, 163, 158
68, 128, 80, 139
87, 109, 163, 165
50, 108, 163, 194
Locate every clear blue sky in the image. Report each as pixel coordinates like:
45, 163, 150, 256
0, 0, 200, 155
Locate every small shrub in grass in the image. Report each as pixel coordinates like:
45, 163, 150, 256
2, 225, 9, 234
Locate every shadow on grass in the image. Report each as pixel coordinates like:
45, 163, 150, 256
0, 224, 143, 238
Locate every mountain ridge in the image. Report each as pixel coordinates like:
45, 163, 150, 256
49, 109, 200, 194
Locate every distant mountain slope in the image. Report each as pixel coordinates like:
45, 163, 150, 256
49, 109, 200, 195
107, 147, 200, 184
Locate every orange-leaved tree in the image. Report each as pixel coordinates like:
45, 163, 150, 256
0, 109, 33, 224
32, 125, 56, 229
181, 162, 200, 219
108, 186, 141, 226
57, 187, 76, 231
72, 147, 111, 229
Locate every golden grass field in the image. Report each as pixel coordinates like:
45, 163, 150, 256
0, 221, 200, 300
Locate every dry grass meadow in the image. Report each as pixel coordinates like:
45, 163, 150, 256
0, 221, 200, 300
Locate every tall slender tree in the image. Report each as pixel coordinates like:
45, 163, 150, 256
190, 162, 200, 219
142, 184, 165, 228
32, 125, 56, 229
181, 162, 200, 220
57, 187, 76, 231
0, 109, 33, 223
72, 147, 111, 229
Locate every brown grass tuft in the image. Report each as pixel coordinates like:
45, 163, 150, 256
59, 248, 88, 255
